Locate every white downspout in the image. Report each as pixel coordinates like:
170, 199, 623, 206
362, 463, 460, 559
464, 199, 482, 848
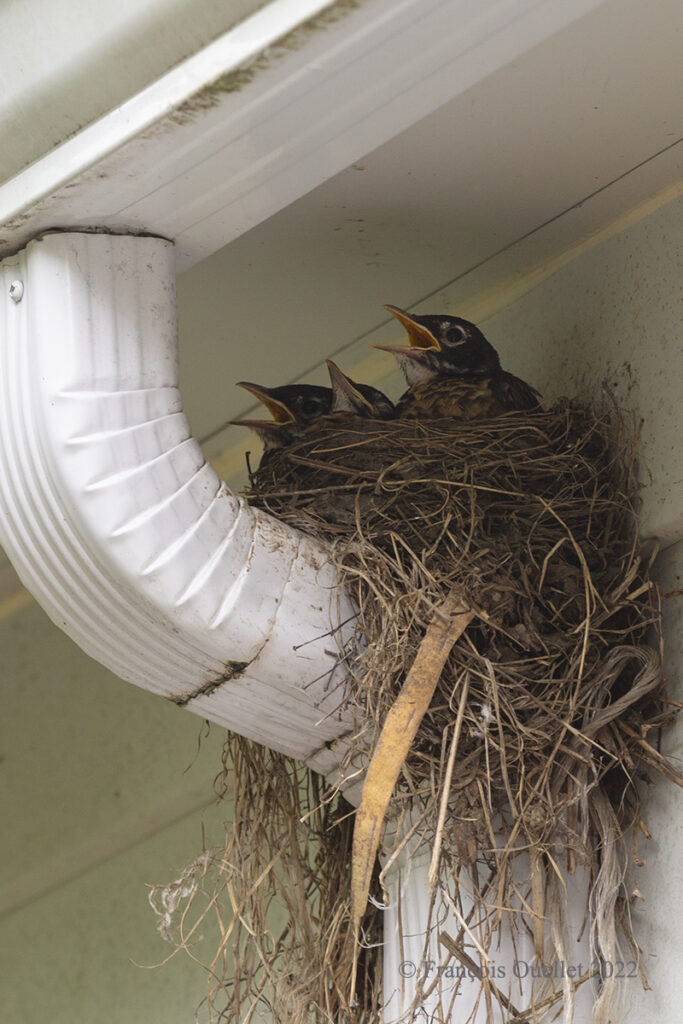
0, 231, 355, 765
382, 842, 593, 1022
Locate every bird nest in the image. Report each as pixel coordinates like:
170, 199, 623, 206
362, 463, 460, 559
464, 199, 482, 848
149, 397, 680, 1024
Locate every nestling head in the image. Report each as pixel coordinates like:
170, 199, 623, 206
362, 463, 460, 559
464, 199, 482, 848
374, 305, 501, 386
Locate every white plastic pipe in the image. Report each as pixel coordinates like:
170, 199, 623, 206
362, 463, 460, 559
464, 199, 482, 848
0, 231, 355, 761
383, 838, 593, 1023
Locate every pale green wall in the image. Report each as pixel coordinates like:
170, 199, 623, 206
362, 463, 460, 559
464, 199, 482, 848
0, 601, 232, 1023
478, 192, 683, 544
0, 800, 231, 1024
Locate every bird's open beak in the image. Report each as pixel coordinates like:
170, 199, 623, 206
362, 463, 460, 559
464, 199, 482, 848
373, 305, 440, 356
326, 360, 373, 412
229, 382, 296, 430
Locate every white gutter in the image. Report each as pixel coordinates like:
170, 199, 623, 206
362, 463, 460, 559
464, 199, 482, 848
0, 231, 355, 764
0, 0, 605, 272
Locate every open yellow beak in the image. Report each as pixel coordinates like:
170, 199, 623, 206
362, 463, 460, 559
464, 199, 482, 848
373, 304, 440, 355
229, 382, 297, 428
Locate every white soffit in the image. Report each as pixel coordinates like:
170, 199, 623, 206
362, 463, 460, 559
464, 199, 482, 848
0, 0, 605, 271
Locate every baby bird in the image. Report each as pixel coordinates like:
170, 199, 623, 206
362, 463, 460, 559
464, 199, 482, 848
232, 367, 392, 521
230, 382, 332, 450
231, 364, 393, 448
375, 305, 540, 420
230, 362, 394, 473
325, 360, 395, 420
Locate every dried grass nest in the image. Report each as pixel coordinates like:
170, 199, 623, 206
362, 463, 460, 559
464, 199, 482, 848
151, 397, 680, 1024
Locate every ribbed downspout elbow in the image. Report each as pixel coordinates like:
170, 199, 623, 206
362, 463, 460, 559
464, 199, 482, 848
0, 232, 354, 761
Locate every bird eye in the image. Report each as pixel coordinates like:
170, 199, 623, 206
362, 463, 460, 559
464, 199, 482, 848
446, 325, 466, 344
301, 399, 320, 416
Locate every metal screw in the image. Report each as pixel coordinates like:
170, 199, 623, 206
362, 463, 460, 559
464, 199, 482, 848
9, 280, 24, 303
